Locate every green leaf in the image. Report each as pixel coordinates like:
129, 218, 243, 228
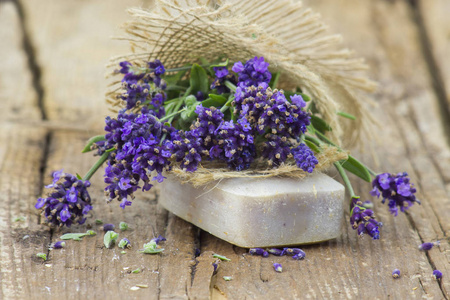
95, 219, 103, 224
208, 94, 228, 104
310, 115, 332, 133
13, 216, 26, 222
119, 222, 129, 231
269, 71, 281, 89
304, 140, 321, 153
163, 68, 189, 86
118, 238, 130, 249
213, 253, 231, 261
81, 135, 106, 153
337, 111, 356, 120
103, 231, 119, 249
36, 253, 47, 261
76, 173, 82, 180
132, 268, 141, 274
210, 59, 229, 68
341, 155, 372, 183
223, 276, 233, 281
60, 233, 88, 240
139, 240, 164, 254
190, 64, 209, 95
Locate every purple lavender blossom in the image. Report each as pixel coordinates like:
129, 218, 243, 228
349, 197, 381, 240
118, 60, 167, 115
392, 269, 401, 279
291, 143, 318, 173
419, 241, 439, 251
273, 263, 283, 273
35, 170, 92, 227
210, 66, 237, 94
249, 248, 266, 256
102, 107, 174, 208
370, 172, 420, 216
433, 270, 442, 280
267, 248, 284, 256
103, 223, 115, 232
232, 57, 272, 88
151, 235, 166, 245
53, 241, 66, 249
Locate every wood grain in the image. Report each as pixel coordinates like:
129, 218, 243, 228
1, 0, 449, 299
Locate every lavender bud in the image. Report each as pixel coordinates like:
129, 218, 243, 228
273, 263, 282, 273
267, 248, 284, 256
392, 269, 401, 279
150, 235, 166, 245
292, 250, 306, 260
432, 270, 442, 280
249, 248, 265, 256
419, 242, 434, 251
53, 241, 66, 249
103, 223, 115, 232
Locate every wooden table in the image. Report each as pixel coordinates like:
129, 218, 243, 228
0, 0, 448, 299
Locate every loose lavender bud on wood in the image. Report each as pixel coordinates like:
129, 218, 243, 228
419, 241, 439, 251
249, 248, 265, 256
53, 241, 66, 249
268, 248, 284, 256
292, 250, 306, 260
433, 270, 442, 280
150, 235, 166, 245
103, 223, 115, 232
118, 238, 131, 249
273, 263, 283, 273
392, 269, 401, 279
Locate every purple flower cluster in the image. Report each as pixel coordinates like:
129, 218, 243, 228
35, 170, 92, 227
210, 66, 237, 94
118, 60, 167, 117
349, 198, 381, 239
102, 107, 173, 208
370, 172, 420, 216
232, 82, 314, 169
232, 56, 272, 88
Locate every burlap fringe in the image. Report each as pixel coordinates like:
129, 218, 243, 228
170, 145, 348, 187
106, 0, 377, 148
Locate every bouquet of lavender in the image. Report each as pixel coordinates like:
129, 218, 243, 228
35, 56, 420, 241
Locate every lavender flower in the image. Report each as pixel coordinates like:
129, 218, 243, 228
291, 143, 318, 173
150, 235, 166, 245
53, 241, 66, 249
249, 248, 268, 257
273, 263, 283, 273
103, 223, 115, 232
102, 107, 173, 208
349, 198, 381, 240
370, 172, 420, 216
210, 67, 237, 94
35, 170, 92, 227
433, 270, 442, 280
267, 248, 284, 256
392, 269, 401, 279
419, 241, 439, 251
232, 57, 272, 89
118, 60, 167, 115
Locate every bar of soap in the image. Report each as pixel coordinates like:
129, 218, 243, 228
159, 173, 345, 248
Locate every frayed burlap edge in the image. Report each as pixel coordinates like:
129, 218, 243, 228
169, 145, 347, 187
106, 0, 377, 148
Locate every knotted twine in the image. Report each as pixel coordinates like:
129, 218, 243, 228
106, 0, 376, 185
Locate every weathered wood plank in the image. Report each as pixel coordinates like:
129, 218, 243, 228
20, 0, 152, 129
0, 2, 40, 121
37, 131, 166, 299
416, 0, 450, 111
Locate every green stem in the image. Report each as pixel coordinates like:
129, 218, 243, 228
224, 80, 237, 92
334, 161, 357, 198
82, 150, 112, 181
220, 95, 235, 113
159, 107, 187, 123
367, 168, 378, 177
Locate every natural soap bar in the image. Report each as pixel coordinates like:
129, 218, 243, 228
159, 173, 345, 248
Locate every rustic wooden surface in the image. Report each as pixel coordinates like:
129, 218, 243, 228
0, 0, 448, 299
